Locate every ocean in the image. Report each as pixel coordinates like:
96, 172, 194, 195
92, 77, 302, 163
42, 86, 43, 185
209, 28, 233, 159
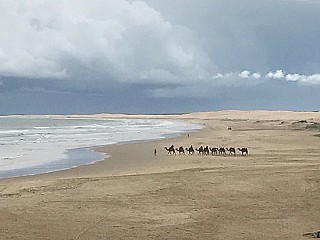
0, 116, 200, 178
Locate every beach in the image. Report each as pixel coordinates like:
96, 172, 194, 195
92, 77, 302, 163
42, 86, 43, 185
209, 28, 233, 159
0, 110, 320, 239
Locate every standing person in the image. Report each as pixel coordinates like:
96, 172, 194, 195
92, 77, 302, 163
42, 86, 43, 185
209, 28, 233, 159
154, 148, 157, 156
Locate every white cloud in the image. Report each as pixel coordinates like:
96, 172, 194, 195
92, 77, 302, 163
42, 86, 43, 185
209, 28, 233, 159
212, 73, 225, 79
212, 70, 262, 81
238, 70, 261, 79
252, 73, 261, 79
0, 0, 217, 85
286, 73, 320, 84
286, 74, 303, 81
239, 70, 250, 78
266, 70, 285, 79
209, 69, 320, 89
304, 74, 320, 84
265, 70, 320, 85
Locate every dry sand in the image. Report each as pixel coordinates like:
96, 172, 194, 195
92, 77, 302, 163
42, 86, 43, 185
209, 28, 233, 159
0, 110, 320, 239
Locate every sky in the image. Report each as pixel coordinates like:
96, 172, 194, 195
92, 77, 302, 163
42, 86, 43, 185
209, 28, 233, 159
0, 0, 319, 114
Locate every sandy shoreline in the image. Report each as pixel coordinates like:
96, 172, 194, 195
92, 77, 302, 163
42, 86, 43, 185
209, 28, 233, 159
0, 110, 320, 239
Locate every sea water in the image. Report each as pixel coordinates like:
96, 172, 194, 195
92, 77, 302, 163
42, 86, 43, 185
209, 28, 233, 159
0, 116, 201, 178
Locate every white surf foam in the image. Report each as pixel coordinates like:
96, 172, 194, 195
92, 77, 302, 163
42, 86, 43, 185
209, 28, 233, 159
0, 117, 201, 178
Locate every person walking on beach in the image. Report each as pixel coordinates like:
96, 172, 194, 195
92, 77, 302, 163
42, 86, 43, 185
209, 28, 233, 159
154, 148, 157, 156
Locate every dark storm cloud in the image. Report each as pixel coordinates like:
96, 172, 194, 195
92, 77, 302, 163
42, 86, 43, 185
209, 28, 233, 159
0, 0, 319, 114
146, 0, 320, 73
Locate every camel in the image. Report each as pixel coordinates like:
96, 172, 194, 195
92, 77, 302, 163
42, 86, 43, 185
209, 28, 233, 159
203, 146, 210, 155
185, 145, 195, 155
165, 145, 176, 155
175, 146, 185, 155
209, 147, 218, 155
238, 147, 248, 156
195, 146, 204, 155
218, 147, 226, 155
226, 147, 236, 156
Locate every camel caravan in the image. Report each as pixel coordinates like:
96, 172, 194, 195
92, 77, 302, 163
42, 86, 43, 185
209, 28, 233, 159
164, 144, 248, 156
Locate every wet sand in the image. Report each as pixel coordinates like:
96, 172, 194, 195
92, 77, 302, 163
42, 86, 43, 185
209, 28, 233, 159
0, 110, 320, 239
